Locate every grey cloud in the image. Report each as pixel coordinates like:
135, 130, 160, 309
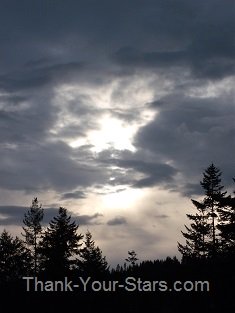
0, 141, 108, 192
0, 205, 103, 226
61, 190, 87, 200
154, 214, 169, 219
112, 1, 235, 79
98, 151, 178, 189
107, 216, 127, 226
75, 213, 103, 225
0, 206, 60, 226
0, 0, 233, 81
0, 62, 85, 92
135, 93, 235, 195
0, 206, 27, 226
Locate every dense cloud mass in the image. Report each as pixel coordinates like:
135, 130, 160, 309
0, 0, 234, 264
0, 205, 103, 226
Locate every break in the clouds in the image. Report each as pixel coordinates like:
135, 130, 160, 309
0, 0, 234, 264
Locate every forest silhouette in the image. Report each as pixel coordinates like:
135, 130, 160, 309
0, 164, 234, 312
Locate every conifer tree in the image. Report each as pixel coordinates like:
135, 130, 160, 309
200, 163, 226, 256
217, 179, 235, 256
22, 197, 44, 274
125, 250, 138, 266
78, 230, 108, 276
0, 230, 31, 282
39, 207, 83, 277
178, 164, 226, 261
178, 199, 210, 260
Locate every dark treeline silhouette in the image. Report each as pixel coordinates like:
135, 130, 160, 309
0, 164, 234, 312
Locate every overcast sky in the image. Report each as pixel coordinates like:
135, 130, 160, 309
0, 0, 234, 266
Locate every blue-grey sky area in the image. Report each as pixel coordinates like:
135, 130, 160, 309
0, 0, 234, 266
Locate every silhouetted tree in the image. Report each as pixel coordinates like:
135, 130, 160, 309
39, 207, 83, 277
22, 197, 44, 274
78, 230, 108, 276
178, 199, 210, 260
125, 250, 138, 266
217, 178, 235, 256
0, 230, 31, 282
201, 163, 226, 256
178, 164, 226, 261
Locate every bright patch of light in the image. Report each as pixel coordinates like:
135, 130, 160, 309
88, 115, 136, 152
69, 137, 87, 148
102, 187, 144, 209
53, 76, 157, 151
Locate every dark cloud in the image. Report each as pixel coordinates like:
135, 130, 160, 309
61, 190, 87, 200
98, 150, 178, 189
0, 62, 86, 92
75, 213, 103, 225
135, 93, 235, 195
107, 216, 127, 226
112, 1, 235, 79
0, 205, 103, 226
0, 0, 233, 80
0, 206, 60, 226
0, 140, 108, 192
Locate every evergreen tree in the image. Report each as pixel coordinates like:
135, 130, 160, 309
178, 164, 225, 261
0, 230, 31, 282
22, 197, 44, 274
125, 250, 138, 266
217, 179, 235, 256
39, 207, 83, 278
78, 230, 108, 276
178, 199, 210, 260
200, 163, 226, 256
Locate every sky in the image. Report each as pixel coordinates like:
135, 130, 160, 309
0, 0, 234, 266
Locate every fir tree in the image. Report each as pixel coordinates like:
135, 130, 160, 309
178, 199, 210, 260
217, 179, 235, 256
200, 163, 226, 256
22, 197, 44, 274
78, 230, 108, 276
39, 207, 83, 278
125, 250, 138, 266
0, 230, 31, 282
178, 164, 226, 261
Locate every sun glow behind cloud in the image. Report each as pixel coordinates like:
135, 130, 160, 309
70, 115, 137, 152
53, 78, 156, 152
101, 187, 144, 210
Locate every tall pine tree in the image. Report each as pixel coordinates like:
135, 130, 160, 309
200, 163, 226, 256
39, 207, 83, 278
0, 230, 31, 282
78, 230, 108, 277
178, 199, 210, 260
217, 179, 235, 256
22, 197, 44, 274
178, 164, 226, 261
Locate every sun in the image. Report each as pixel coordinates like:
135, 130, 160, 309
88, 115, 137, 152
69, 114, 138, 152
101, 187, 144, 210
